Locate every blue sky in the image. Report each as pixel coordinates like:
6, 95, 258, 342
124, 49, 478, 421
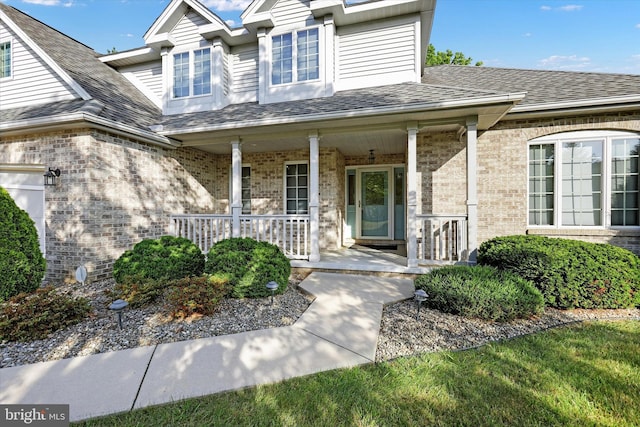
4, 0, 640, 74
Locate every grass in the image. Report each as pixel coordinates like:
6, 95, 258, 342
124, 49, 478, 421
74, 320, 640, 427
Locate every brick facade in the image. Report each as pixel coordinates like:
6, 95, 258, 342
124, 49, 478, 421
2, 111, 639, 283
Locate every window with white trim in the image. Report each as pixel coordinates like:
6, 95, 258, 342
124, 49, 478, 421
0, 40, 11, 79
229, 166, 251, 214
172, 48, 211, 98
528, 131, 640, 228
285, 162, 308, 214
271, 28, 319, 85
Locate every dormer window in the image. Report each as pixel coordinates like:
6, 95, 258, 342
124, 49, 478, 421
271, 28, 319, 85
172, 47, 211, 98
0, 41, 11, 79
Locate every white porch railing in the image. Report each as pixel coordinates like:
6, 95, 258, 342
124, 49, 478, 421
416, 214, 468, 264
170, 214, 310, 260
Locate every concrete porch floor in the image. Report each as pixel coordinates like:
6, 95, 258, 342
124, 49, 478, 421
290, 245, 432, 275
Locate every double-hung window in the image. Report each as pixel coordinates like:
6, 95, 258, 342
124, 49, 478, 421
528, 131, 640, 228
285, 163, 309, 214
229, 166, 251, 214
272, 28, 319, 85
173, 48, 211, 98
0, 41, 11, 79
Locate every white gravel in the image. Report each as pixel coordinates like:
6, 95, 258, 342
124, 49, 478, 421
1, 275, 639, 368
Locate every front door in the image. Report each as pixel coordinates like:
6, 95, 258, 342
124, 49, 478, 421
359, 168, 392, 239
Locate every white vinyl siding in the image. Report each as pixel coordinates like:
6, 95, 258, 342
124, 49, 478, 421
231, 44, 258, 102
0, 23, 75, 110
170, 10, 208, 46
119, 60, 163, 101
337, 18, 418, 90
272, 0, 312, 27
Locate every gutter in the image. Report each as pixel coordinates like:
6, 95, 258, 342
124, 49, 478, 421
507, 94, 640, 119
155, 91, 527, 136
0, 112, 180, 150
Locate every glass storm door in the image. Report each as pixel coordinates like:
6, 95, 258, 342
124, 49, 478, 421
359, 169, 391, 238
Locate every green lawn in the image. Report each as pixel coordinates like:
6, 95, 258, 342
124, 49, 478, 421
75, 320, 640, 427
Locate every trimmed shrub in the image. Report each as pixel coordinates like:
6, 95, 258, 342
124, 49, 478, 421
0, 186, 46, 302
204, 238, 290, 298
414, 265, 545, 322
0, 286, 91, 342
113, 236, 204, 284
166, 274, 231, 319
478, 235, 640, 309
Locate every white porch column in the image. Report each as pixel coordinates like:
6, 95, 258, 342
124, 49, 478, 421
231, 139, 242, 237
406, 123, 418, 268
308, 131, 321, 262
466, 118, 478, 263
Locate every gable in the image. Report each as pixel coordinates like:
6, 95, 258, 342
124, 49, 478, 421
170, 9, 209, 46
271, 0, 312, 27
0, 20, 76, 110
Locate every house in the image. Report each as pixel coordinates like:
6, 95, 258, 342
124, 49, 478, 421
1, 0, 639, 283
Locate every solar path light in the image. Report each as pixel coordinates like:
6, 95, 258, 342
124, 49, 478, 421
109, 299, 129, 329
266, 281, 279, 305
414, 289, 428, 320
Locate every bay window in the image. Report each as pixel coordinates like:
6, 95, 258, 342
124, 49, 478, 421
528, 131, 640, 228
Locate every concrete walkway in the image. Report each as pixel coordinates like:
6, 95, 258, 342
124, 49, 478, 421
0, 272, 414, 422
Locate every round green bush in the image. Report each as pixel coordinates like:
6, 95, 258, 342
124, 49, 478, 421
113, 235, 205, 284
0, 186, 46, 302
414, 265, 544, 322
478, 235, 640, 309
204, 237, 291, 298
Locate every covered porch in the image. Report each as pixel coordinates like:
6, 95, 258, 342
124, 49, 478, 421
159, 84, 525, 271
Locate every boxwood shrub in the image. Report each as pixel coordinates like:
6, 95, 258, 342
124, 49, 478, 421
414, 265, 544, 322
204, 237, 290, 298
478, 235, 640, 309
113, 236, 204, 284
0, 186, 46, 302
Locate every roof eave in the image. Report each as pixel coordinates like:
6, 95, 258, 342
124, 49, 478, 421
156, 91, 526, 137
506, 94, 640, 120
0, 113, 180, 150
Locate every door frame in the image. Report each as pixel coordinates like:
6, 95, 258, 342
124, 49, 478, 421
357, 167, 393, 239
345, 164, 405, 242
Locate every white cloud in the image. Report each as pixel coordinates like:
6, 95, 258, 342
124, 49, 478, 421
22, 0, 62, 5
559, 4, 583, 11
523, 32, 532, 37
538, 54, 591, 70
636, 24, 640, 29
202, 0, 251, 11
541, 4, 583, 12
225, 19, 237, 27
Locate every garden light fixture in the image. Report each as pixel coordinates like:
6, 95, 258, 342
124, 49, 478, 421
109, 299, 129, 329
414, 289, 428, 320
266, 281, 279, 305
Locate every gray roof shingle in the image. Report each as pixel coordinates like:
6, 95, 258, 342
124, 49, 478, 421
422, 65, 640, 108
157, 82, 511, 131
0, 3, 161, 127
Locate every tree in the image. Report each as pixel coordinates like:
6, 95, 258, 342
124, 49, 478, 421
426, 44, 483, 67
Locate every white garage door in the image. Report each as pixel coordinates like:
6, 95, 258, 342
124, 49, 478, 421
0, 166, 46, 256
